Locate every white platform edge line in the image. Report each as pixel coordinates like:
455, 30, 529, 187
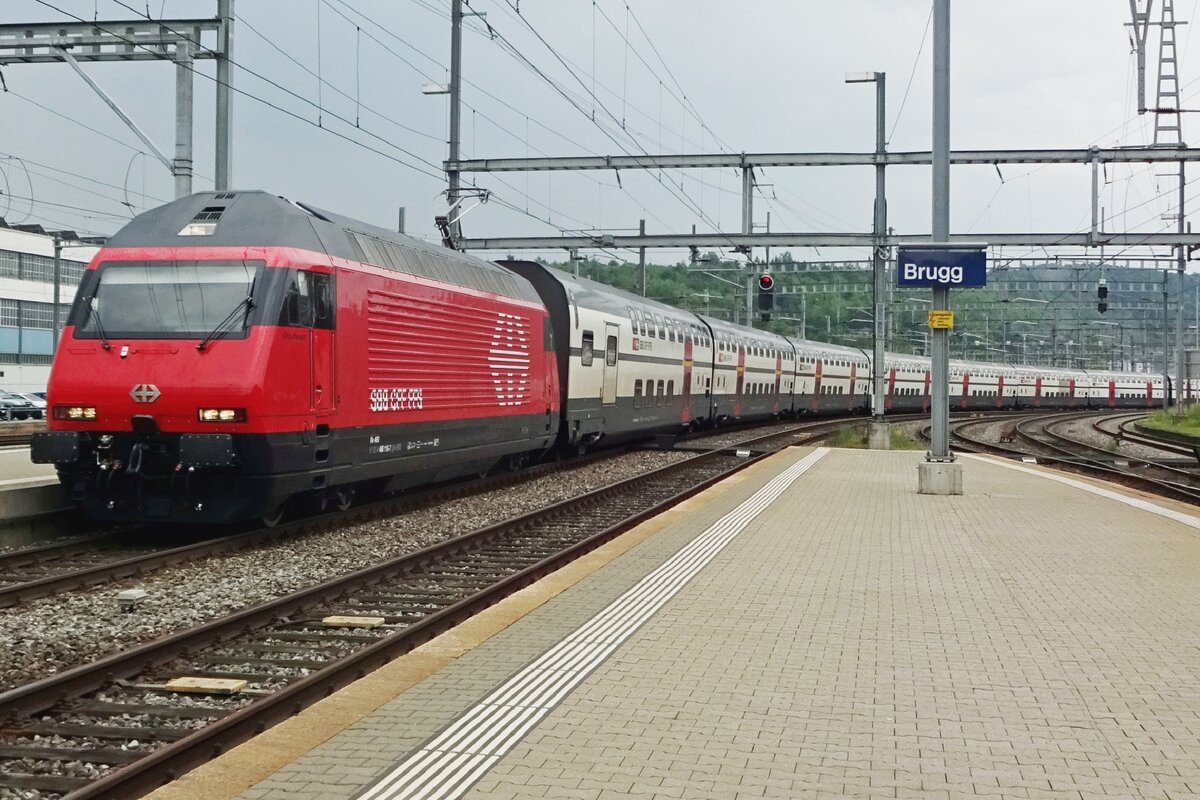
959, 452, 1200, 530
357, 446, 830, 800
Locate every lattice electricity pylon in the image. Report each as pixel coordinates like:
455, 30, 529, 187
1155, 0, 1183, 145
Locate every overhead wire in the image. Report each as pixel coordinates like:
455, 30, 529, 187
475, 0, 740, 254
591, 1, 820, 244
3, 89, 149, 155
320, 0, 758, 259
319, 0, 676, 237
0, 190, 133, 221
888, 3, 934, 145
71, 0, 451, 182
0, 151, 167, 205
235, 11, 444, 143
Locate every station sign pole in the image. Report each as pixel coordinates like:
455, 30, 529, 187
918, 0, 964, 496
897, 246, 987, 494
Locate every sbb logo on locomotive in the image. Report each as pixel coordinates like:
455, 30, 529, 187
368, 387, 424, 412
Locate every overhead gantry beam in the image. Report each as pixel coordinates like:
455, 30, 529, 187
0, 19, 222, 64
456, 231, 1200, 251
448, 147, 1200, 173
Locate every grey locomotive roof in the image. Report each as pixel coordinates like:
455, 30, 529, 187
104, 191, 539, 304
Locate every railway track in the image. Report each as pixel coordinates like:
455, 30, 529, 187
951, 410, 1200, 504
0, 414, 873, 612
0, 447, 631, 609
1110, 415, 1200, 459
0, 425, 814, 799
0, 421, 44, 448
0, 432, 35, 448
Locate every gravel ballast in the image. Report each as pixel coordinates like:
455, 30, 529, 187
0, 450, 690, 692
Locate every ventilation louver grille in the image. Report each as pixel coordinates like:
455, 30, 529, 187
179, 205, 226, 236
193, 206, 226, 222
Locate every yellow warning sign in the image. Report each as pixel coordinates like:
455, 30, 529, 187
927, 310, 955, 329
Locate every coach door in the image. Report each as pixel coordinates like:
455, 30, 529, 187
309, 272, 336, 414
601, 323, 619, 405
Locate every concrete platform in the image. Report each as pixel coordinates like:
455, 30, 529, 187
0, 447, 71, 544
148, 447, 1200, 800
0, 446, 56, 486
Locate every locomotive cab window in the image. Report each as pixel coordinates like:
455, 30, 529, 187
581, 331, 594, 366
281, 270, 336, 330
72, 259, 263, 341
282, 271, 313, 327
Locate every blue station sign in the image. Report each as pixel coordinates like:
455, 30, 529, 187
896, 247, 987, 288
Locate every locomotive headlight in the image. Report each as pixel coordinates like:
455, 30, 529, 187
198, 408, 246, 423
54, 406, 97, 421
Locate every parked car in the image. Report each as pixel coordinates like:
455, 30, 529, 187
0, 391, 36, 421
15, 393, 47, 419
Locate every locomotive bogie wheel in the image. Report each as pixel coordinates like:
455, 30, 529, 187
333, 486, 354, 512
261, 505, 286, 528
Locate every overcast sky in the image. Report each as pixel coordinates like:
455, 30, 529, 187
0, 1, 1195, 267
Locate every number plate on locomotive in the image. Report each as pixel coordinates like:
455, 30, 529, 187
369, 388, 424, 412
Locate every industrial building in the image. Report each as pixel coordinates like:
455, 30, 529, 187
0, 221, 99, 392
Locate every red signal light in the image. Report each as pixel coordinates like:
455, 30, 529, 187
757, 274, 774, 291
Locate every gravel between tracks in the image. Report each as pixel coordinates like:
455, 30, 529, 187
1057, 416, 1172, 462
0, 450, 691, 692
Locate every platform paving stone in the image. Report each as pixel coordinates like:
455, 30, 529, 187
240, 449, 1200, 800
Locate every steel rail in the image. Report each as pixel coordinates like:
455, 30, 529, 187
0, 445, 779, 799
0, 448, 629, 608
949, 411, 1200, 504
0, 415, 864, 609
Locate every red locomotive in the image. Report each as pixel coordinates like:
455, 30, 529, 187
33, 192, 558, 524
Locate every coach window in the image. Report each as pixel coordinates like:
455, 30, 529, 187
581, 331, 594, 366
634, 379, 643, 407
657, 380, 665, 405
667, 380, 675, 399
606, 334, 618, 366
647, 380, 656, 402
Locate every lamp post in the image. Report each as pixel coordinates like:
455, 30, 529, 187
963, 332, 986, 361
51, 238, 101, 355
52, 235, 62, 354
1015, 330, 1045, 365
1012, 320, 1037, 364
1093, 320, 1123, 370
846, 70, 889, 447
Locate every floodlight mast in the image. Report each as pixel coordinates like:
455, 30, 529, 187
845, 70, 889, 445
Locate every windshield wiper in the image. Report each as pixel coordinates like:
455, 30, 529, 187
196, 277, 256, 352
87, 297, 113, 351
